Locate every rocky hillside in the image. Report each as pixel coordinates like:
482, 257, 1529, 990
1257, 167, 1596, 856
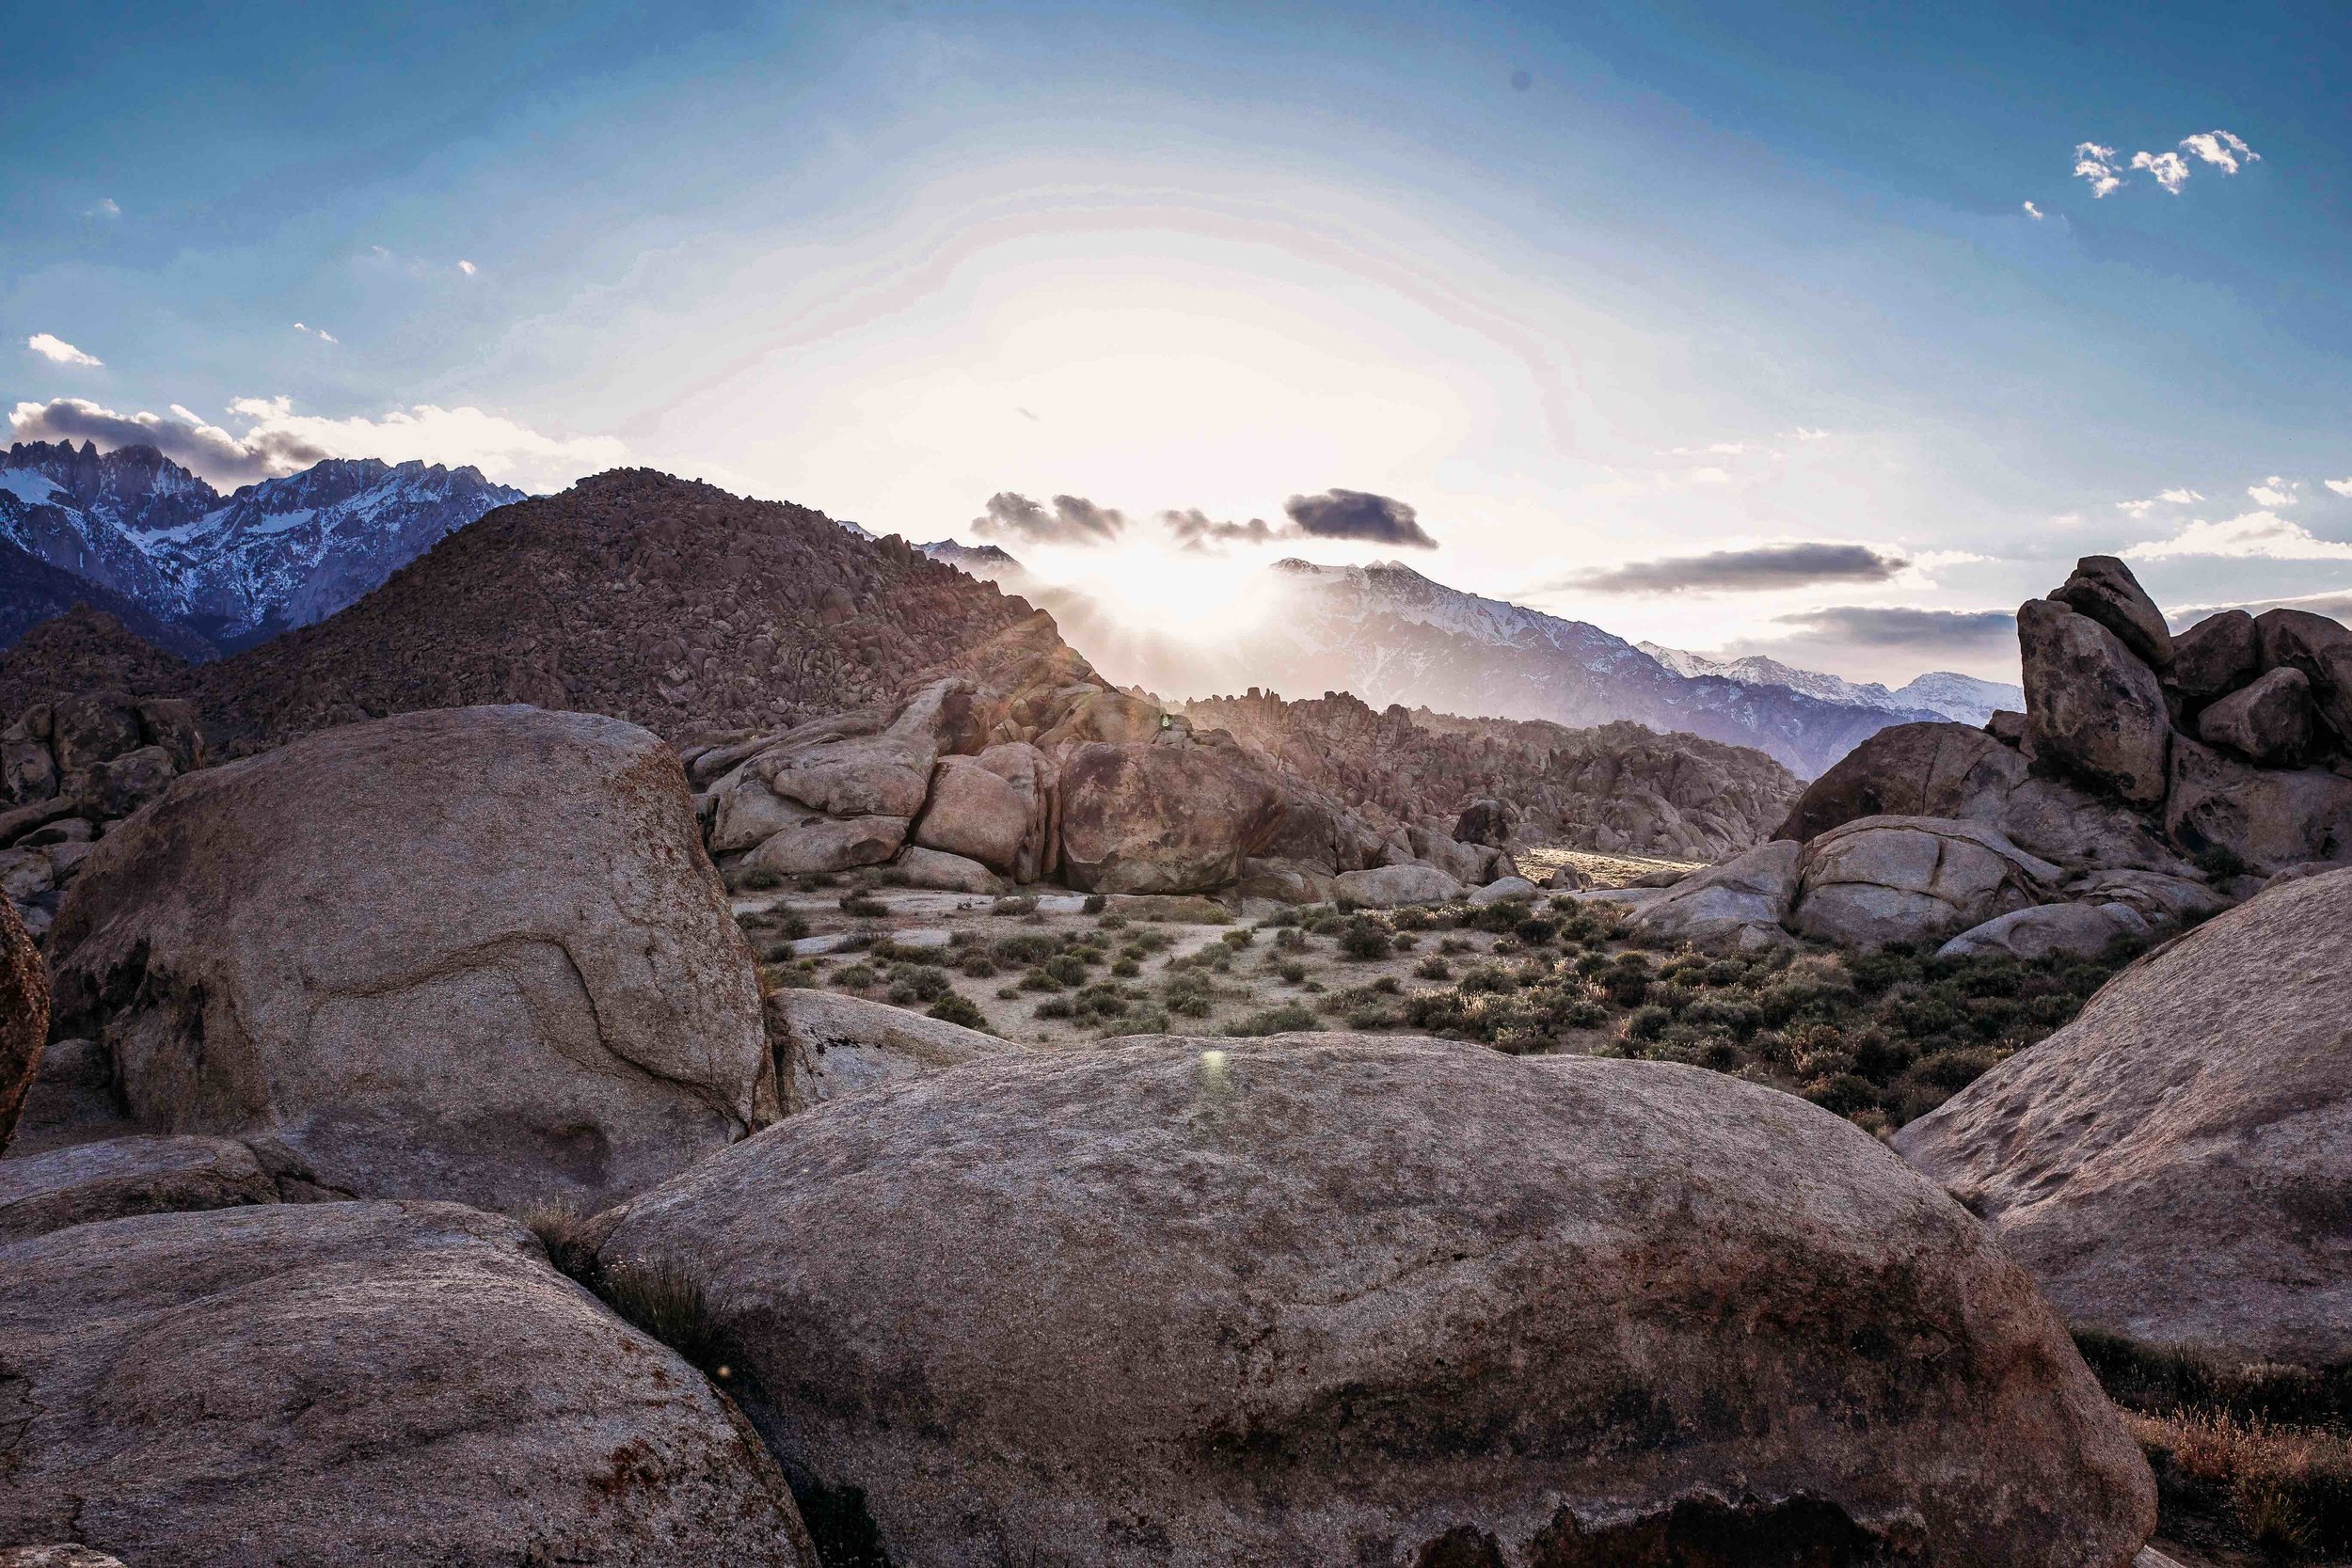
0, 440, 523, 653
0, 541, 216, 665
0, 605, 198, 720
1177, 688, 1800, 861
188, 469, 1041, 749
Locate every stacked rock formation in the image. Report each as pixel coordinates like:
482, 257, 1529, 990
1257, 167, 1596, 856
1, 689, 205, 936
1611, 558, 2343, 956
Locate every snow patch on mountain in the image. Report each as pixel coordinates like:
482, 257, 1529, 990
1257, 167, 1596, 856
1637, 641, 2022, 726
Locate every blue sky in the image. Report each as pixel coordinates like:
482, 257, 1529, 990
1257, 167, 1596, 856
7, 0, 2350, 682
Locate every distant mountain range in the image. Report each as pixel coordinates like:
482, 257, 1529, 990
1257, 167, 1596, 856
0, 440, 523, 655
1635, 644, 2022, 728
917, 543, 1963, 776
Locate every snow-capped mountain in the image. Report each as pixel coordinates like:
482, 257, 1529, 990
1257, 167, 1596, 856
1637, 643, 2023, 727
906, 542, 1949, 776
0, 441, 524, 653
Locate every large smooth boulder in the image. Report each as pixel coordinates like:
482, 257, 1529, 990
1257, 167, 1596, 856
912, 745, 1054, 878
1, 895, 45, 1152
1934, 901, 2150, 962
1453, 796, 1518, 847
1331, 860, 1464, 908
1898, 869, 2352, 1364
708, 680, 977, 855
1777, 721, 2026, 843
2165, 736, 2352, 873
2197, 665, 2314, 765
1624, 838, 1801, 953
2255, 607, 2352, 746
2018, 599, 2170, 808
2050, 555, 2173, 671
1789, 816, 2058, 949
2169, 610, 2261, 705
740, 811, 908, 876
891, 845, 1003, 893
1057, 739, 1283, 894
0, 1201, 815, 1565
0, 1133, 278, 1243
45, 705, 774, 1211
596, 1037, 2153, 1567
767, 988, 1020, 1111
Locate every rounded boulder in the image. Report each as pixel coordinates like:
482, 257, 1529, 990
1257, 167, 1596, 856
597, 1035, 2153, 1568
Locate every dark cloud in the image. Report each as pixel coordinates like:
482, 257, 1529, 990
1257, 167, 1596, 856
1161, 508, 1275, 552
969, 491, 1128, 546
1771, 606, 2017, 652
8, 396, 318, 485
1568, 543, 1909, 594
1281, 488, 1438, 549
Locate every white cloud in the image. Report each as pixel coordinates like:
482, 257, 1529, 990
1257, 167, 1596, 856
2132, 509, 2352, 562
293, 322, 340, 344
2022, 200, 2044, 220
457, 259, 478, 276
10, 394, 625, 491
2133, 150, 2192, 194
1785, 426, 1830, 441
2074, 142, 2122, 198
1661, 440, 1755, 456
2048, 512, 2085, 526
2248, 475, 2299, 507
26, 333, 102, 367
2181, 130, 2259, 174
86, 198, 120, 219
2328, 478, 2352, 499
2114, 486, 2202, 519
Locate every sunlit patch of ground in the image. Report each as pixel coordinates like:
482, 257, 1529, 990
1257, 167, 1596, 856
1516, 845, 1705, 890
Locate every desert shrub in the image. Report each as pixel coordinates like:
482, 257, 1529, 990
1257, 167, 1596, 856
1337, 917, 1392, 961
1111, 957, 1141, 977
830, 963, 878, 991
1414, 956, 1451, 981
519, 1202, 600, 1284
1278, 960, 1308, 984
1225, 1003, 1317, 1037
1163, 972, 1216, 1017
1033, 997, 1074, 1019
1515, 916, 1557, 945
1018, 966, 1063, 992
1458, 963, 1515, 995
1082, 893, 1108, 913
958, 953, 1000, 978
1222, 928, 1254, 947
598, 1259, 732, 1379
1438, 935, 1473, 956
2194, 843, 2251, 880
886, 966, 952, 1006
1043, 953, 1091, 986
1272, 927, 1309, 951
1466, 901, 1527, 934
1117, 1003, 1173, 1035
837, 892, 888, 919
990, 895, 1039, 916
926, 992, 990, 1031
993, 932, 1057, 965
739, 866, 784, 891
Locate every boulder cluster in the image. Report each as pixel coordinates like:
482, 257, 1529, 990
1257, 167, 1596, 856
1610, 559, 2343, 958
0, 697, 2169, 1565
0, 689, 205, 937
687, 619, 1529, 903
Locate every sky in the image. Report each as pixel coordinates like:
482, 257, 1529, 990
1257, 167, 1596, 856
6, 0, 2351, 685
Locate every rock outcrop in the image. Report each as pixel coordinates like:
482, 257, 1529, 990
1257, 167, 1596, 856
1770, 561, 2352, 951
1, 895, 48, 1152
1897, 868, 2352, 1365
596, 1036, 2153, 1567
1621, 838, 1802, 952
1788, 816, 2058, 949
0, 1201, 816, 1565
767, 988, 1021, 1111
0, 1133, 280, 1243
44, 705, 773, 1210
1, 690, 206, 936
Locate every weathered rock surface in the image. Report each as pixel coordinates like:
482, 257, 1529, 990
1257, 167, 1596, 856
1934, 901, 2150, 962
1, 895, 44, 1152
1899, 868, 2352, 1365
1331, 861, 1465, 907
2019, 598, 2171, 808
913, 745, 1053, 878
2256, 607, 2352, 743
0, 1547, 131, 1567
741, 811, 908, 876
766, 988, 1020, 1111
597, 1036, 2153, 1568
2165, 736, 2352, 873
2197, 665, 2313, 765
2169, 610, 2261, 705
1789, 816, 2058, 949
0, 1133, 279, 1243
2051, 554, 2173, 671
1624, 838, 1802, 952
891, 845, 1004, 893
1057, 739, 1283, 894
1453, 796, 1517, 847
1466, 874, 1539, 906
44, 705, 772, 1210
0, 1201, 815, 1565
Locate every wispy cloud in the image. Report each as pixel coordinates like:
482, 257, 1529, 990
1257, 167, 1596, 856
9, 394, 625, 490
293, 322, 339, 344
1161, 507, 1273, 551
1785, 427, 1830, 441
2327, 478, 2352, 499
2115, 486, 2203, 518
85, 198, 120, 219
457, 259, 478, 277
2247, 476, 2299, 507
2131, 509, 2352, 562
2074, 130, 2260, 199
2074, 142, 2122, 198
1770, 606, 2018, 652
970, 491, 1128, 546
2022, 200, 2044, 220
1564, 542, 1910, 595
25, 333, 102, 367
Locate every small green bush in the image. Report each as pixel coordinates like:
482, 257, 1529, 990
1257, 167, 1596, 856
927, 992, 991, 1031
1225, 1003, 1317, 1036
1337, 918, 1392, 961
837, 892, 888, 919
